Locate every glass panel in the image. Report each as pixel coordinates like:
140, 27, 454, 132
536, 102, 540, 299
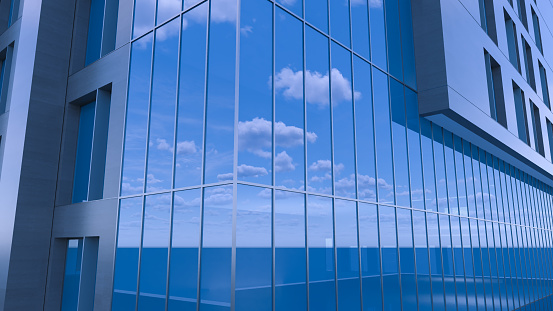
399, 0, 416, 89
358, 202, 382, 311
428, 213, 445, 311
413, 211, 431, 310
237, 0, 272, 185
470, 219, 485, 311
157, 0, 181, 26
478, 220, 494, 310
353, 56, 376, 202
73, 101, 96, 203
121, 34, 153, 196
62, 239, 83, 311
451, 216, 466, 311
380, 206, 400, 311
236, 185, 272, 311
274, 190, 306, 311
405, 89, 423, 209
439, 215, 455, 310
479, 150, 491, 220
385, 0, 402, 79
146, 18, 180, 193
472, 145, 484, 219
461, 218, 477, 311
174, 4, 208, 188
486, 153, 497, 222
133, 0, 156, 38
200, 185, 233, 311
276, 0, 302, 19
373, 68, 393, 203
420, 119, 436, 211
391, 80, 409, 207
443, 130, 458, 215
335, 199, 361, 311
463, 140, 476, 218
329, 0, 351, 47
307, 195, 336, 311
397, 208, 416, 310
85, 0, 105, 65
137, 194, 171, 311
112, 198, 143, 310
168, 189, 201, 311
369, 0, 386, 69
184, 0, 202, 10
433, 125, 447, 213
204, 0, 237, 183
350, 0, 369, 59
454, 136, 468, 216
331, 43, 356, 198
305, 26, 332, 195
274, 9, 305, 190
305, 0, 328, 33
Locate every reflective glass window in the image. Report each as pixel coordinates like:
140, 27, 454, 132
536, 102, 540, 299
133, 0, 156, 38
454, 136, 468, 216
420, 119, 436, 211
331, 43, 356, 198
380, 206, 400, 311
439, 215, 455, 310
200, 185, 233, 310
405, 89, 423, 209
175, 4, 208, 188
463, 140, 477, 218
305, 26, 332, 195
274, 190, 306, 311
138, 194, 171, 310
443, 130, 458, 215
274, 9, 305, 190
391, 80, 409, 207
486, 153, 497, 221
471, 145, 484, 219
121, 34, 153, 196
397, 208, 416, 310
276, 0, 302, 19
73, 101, 96, 203
113, 198, 143, 310
353, 56, 376, 202
85, 0, 105, 65
369, 0, 386, 69
145, 18, 180, 193
470, 219, 486, 311
359, 203, 382, 311
236, 185, 272, 311
329, 0, 351, 47
62, 239, 83, 311
351, 0, 369, 59
385, 0, 402, 80
157, 0, 181, 26
307, 195, 336, 311
168, 189, 201, 311
399, 0, 416, 89
450, 216, 466, 311
335, 199, 361, 311
461, 218, 477, 311
204, 0, 237, 183
373, 68, 393, 203
433, 125, 447, 213
427, 213, 445, 311
237, 0, 272, 185
412, 211, 431, 310
479, 150, 491, 220
305, 0, 328, 33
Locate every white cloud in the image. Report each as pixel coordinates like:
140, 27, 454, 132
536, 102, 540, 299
240, 25, 253, 36
177, 140, 197, 154
277, 0, 297, 6
238, 118, 317, 157
238, 164, 268, 178
309, 160, 331, 171
217, 173, 233, 181
275, 151, 295, 172
210, 0, 237, 23
368, 0, 383, 8
274, 67, 361, 107
156, 138, 171, 151
121, 182, 144, 193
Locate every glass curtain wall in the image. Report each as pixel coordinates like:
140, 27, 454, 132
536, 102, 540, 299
113, 0, 553, 310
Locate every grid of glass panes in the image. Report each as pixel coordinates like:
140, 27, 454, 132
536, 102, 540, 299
115, 0, 553, 310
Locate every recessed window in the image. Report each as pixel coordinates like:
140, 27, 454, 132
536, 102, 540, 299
72, 88, 111, 203
522, 37, 536, 91
479, 0, 498, 44
0, 0, 19, 31
485, 51, 507, 127
61, 238, 99, 311
539, 61, 550, 109
546, 119, 553, 160
516, 0, 528, 30
530, 101, 544, 155
513, 82, 530, 144
531, 7, 542, 53
0, 46, 13, 114
505, 11, 521, 72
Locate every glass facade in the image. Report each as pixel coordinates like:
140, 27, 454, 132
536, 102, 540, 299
113, 0, 553, 310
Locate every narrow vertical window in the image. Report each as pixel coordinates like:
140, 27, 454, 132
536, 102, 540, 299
522, 37, 536, 91
485, 51, 507, 126
513, 82, 530, 145
0, 46, 13, 114
531, 7, 542, 53
84, 0, 105, 65
0, 58, 5, 113
539, 61, 550, 108
505, 11, 521, 72
517, 0, 528, 30
479, 0, 498, 44
62, 238, 99, 311
531, 102, 544, 155
547, 120, 553, 161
